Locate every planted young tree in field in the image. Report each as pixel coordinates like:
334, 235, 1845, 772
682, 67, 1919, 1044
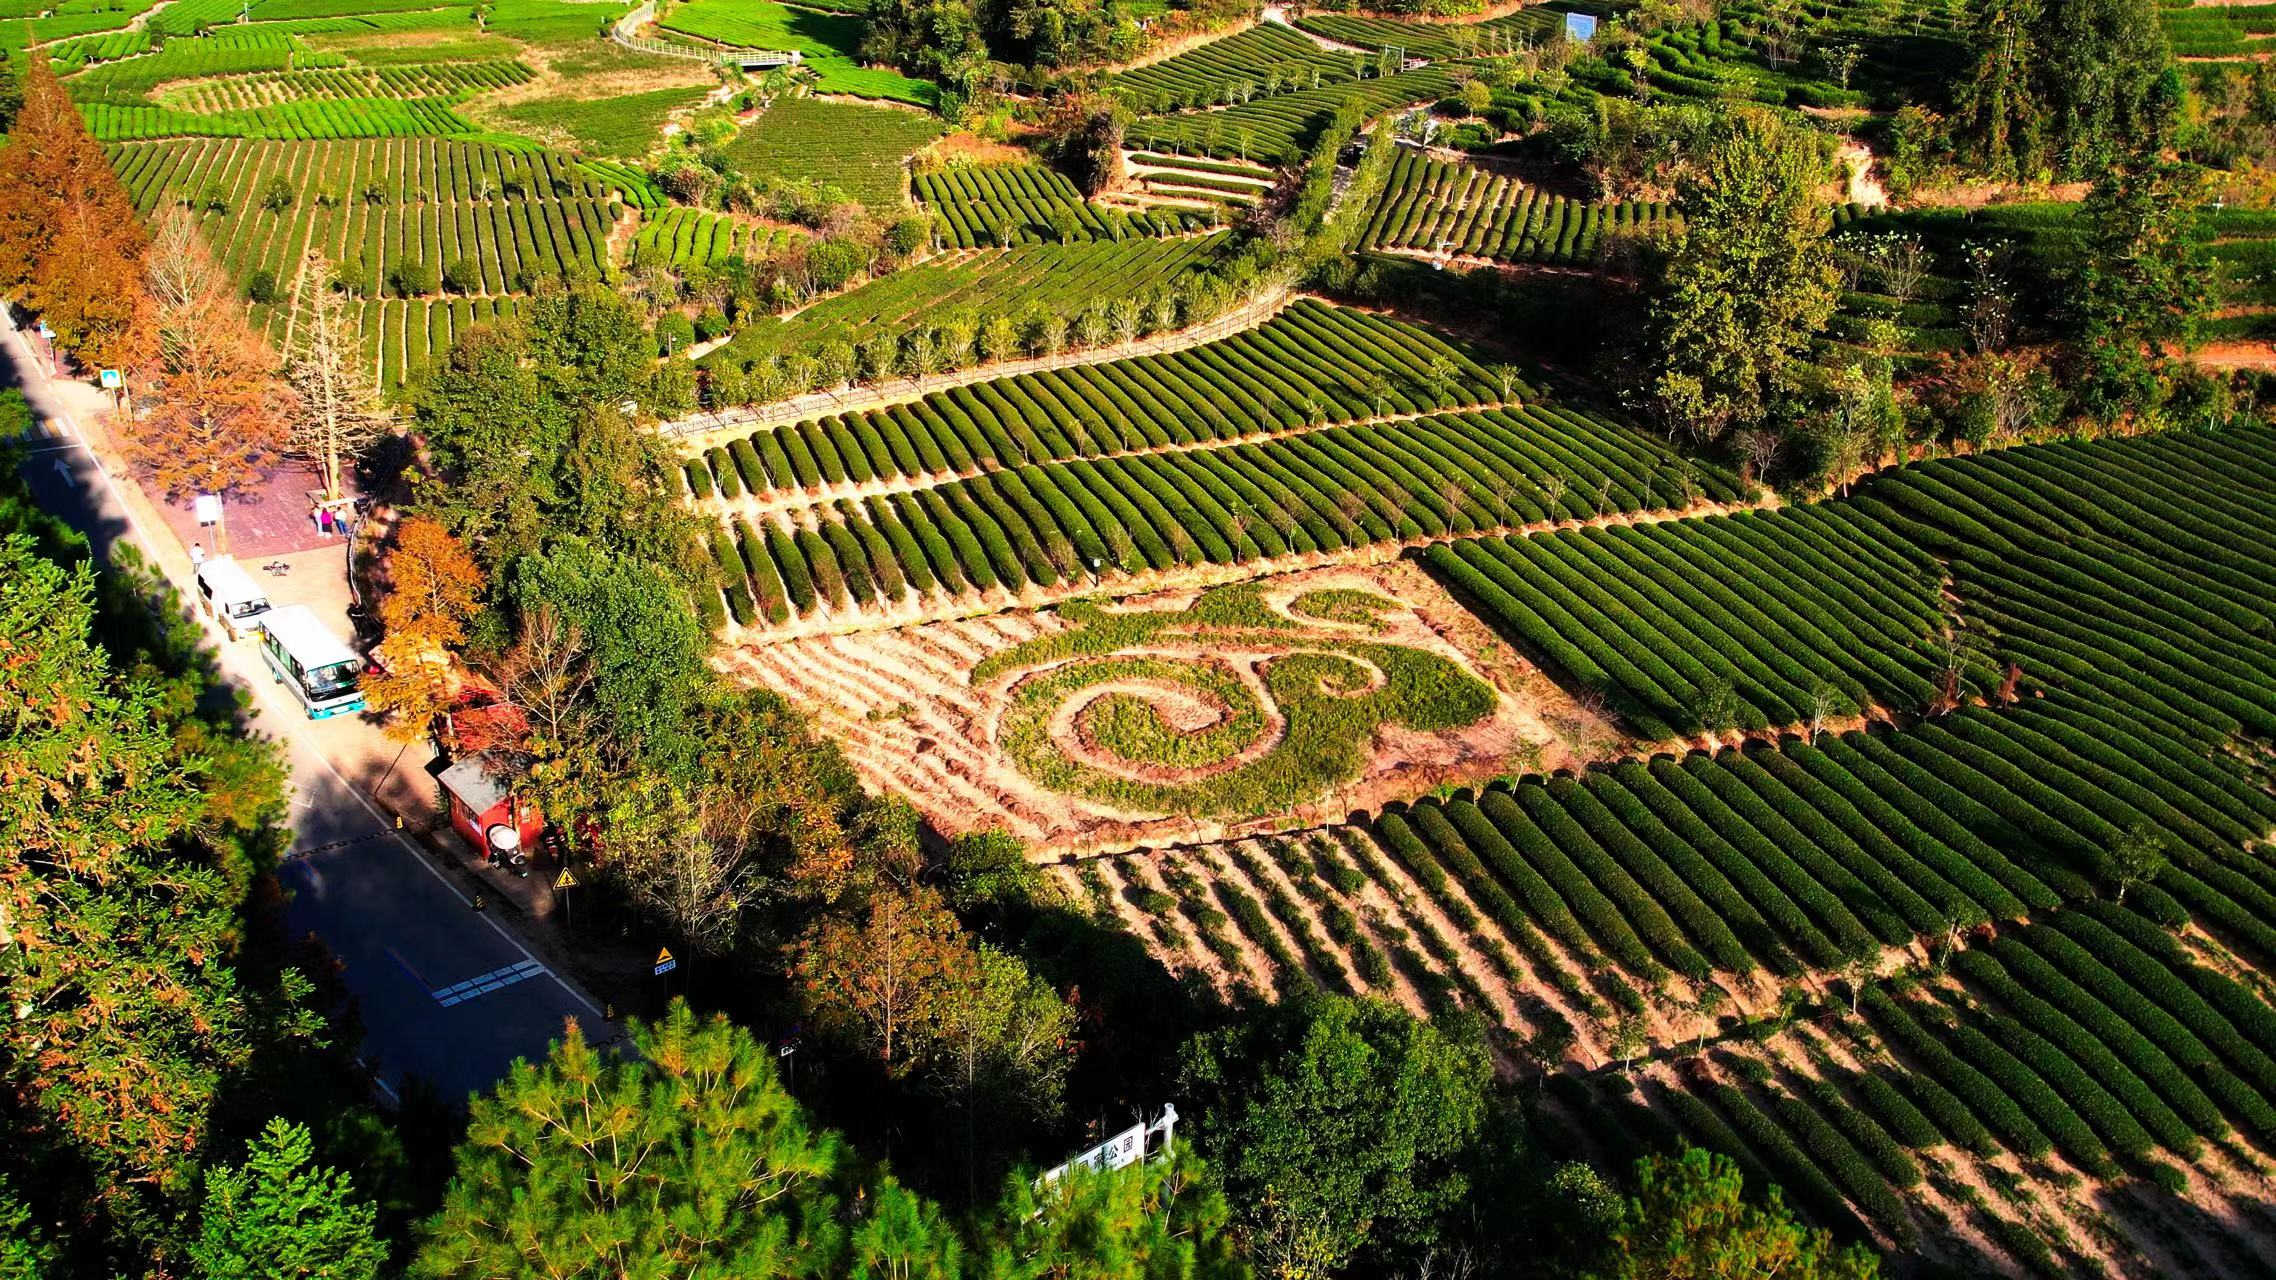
2105, 822, 2169, 905
131, 209, 291, 504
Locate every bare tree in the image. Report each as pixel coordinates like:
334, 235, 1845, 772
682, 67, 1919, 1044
285, 250, 392, 499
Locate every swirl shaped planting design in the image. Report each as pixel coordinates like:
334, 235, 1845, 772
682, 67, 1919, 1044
975, 584, 1496, 818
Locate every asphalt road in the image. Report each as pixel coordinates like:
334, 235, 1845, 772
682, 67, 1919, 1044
3, 310, 601, 1106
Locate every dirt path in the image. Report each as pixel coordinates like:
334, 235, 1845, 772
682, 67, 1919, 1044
663, 285, 1298, 447
1837, 138, 1889, 208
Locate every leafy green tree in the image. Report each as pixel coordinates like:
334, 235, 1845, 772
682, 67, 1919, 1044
1640, 111, 1839, 446
0, 1175, 55, 1280
1588, 1147, 1878, 1280
415, 284, 700, 581
972, 1148, 1247, 1280
414, 1002, 848, 1279
190, 1118, 383, 1280
2067, 154, 2211, 419
0, 534, 311, 1245
509, 538, 710, 773
1178, 995, 1492, 1275
1951, 0, 2048, 180
1955, 0, 2170, 179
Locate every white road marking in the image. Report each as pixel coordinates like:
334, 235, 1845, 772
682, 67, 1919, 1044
432, 959, 548, 1007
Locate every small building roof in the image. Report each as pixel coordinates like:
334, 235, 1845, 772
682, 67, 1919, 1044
436, 754, 511, 817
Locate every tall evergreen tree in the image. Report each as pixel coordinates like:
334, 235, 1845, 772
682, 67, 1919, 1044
0, 533, 307, 1253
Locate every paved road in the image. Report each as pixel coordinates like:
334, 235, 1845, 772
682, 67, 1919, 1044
3, 309, 601, 1105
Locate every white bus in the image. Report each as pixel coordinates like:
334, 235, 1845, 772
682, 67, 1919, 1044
257, 605, 366, 719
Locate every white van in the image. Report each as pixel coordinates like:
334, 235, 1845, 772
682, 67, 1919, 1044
194, 558, 272, 641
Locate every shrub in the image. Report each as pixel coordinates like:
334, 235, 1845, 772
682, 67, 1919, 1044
245, 269, 279, 304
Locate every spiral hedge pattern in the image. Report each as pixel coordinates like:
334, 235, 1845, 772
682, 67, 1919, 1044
979, 584, 1495, 818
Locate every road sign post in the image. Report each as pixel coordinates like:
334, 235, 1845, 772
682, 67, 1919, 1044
554, 867, 577, 928
653, 947, 677, 976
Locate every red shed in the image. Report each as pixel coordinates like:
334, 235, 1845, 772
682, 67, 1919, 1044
436, 754, 543, 859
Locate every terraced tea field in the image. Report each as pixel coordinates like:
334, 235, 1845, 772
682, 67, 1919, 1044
722, 96, 945, 207
1363, 150, 1675, 266
914, 162, 1208, 246
700, 232, 1233, 375
1127, 65, 1459, 163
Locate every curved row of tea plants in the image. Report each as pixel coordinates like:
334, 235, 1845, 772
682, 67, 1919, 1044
1106, 22, 1356, 113
702, 403, 1722, 623
1424, 504, 1959, 739
689, 300, 1512, 497
1127, 66, 1457, 164
914, 162, 1207, 247
1363, 149, 1674, 265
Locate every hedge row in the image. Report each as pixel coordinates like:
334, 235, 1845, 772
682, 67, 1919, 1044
714, 402, 1720, 622
693, 300, 1513, 497
1425, 503, 1959, 739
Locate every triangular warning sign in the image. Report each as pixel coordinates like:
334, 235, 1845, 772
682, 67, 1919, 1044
555, 868, 578, 890
656, 947, 674, 966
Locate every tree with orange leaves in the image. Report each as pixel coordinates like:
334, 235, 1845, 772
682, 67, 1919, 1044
127, 210, 293, 501
362, 515, 484, 743
0, 58, 152, 375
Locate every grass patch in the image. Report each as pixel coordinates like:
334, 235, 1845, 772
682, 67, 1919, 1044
496, 82, 708, 157
725, 96, 942, 205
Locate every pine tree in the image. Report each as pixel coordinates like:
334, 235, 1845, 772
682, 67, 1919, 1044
414, 1002, 848, 1279
189, 1119, 384, 1280
0, 536, 286, 1232
285, 250, 392, 501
